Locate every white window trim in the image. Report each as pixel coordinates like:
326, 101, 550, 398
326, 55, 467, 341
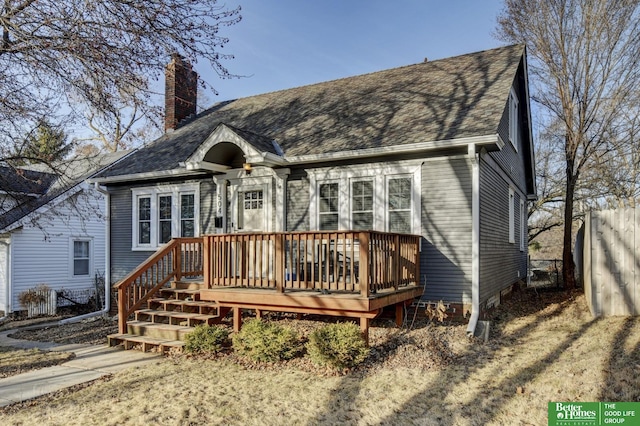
308, 162, 421, 233
509, 88, 519, 151
386, 174, 414, 233
317, 179, 341, 231
350, 178, 375, 231
131, 183, 200, 251
520, 198, 525, 252
509, 187, 515, 244
69, 237, 93, 279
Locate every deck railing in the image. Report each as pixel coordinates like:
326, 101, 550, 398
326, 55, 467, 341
115, 232, 420, 333
114, 237, 203, 334
203, 231, 421, 297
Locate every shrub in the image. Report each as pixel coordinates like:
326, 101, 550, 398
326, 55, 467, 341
307, 322, 370, 369
232, 318, 302, 362
184, 324, 230, 354
18, 284, 51, 307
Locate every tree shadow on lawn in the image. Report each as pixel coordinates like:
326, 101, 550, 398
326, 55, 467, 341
599, 316, 640, 402
309, 290, 602, 425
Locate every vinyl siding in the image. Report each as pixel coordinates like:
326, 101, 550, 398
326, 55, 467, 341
286, 169, 310, 231
420, 156, 472, 303
8, 189, 106, 312
490, 79, 530, 196
109, 185, 151, 284
479, 154, 527, 303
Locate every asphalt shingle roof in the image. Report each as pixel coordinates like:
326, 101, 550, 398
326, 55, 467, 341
96, 44, 524, 178
0, 151, 130, 232
0, 167, 57, 195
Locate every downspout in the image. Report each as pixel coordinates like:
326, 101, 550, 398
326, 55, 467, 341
59, 182, 111, 324
466, 143, 480, 337
0, 239, 10, 321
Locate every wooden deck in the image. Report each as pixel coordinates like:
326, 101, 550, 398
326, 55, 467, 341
112, 231, 423, 348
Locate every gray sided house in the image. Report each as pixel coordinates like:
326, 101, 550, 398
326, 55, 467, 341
93, 45, 536, 325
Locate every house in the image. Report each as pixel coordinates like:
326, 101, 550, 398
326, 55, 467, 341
0, 152, 129, 316
91, 45, 536, 344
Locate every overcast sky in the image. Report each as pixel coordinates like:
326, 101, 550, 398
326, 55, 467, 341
196, 0, 506, 104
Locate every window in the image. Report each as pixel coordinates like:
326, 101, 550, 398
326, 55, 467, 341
310, 164, 419, 233
351, 180, 373, 230
138, 197, 151, 244
132, 184, 199, 250
243, 190, 263, 210
158, 195, 172, 244
73, 240, 90, 276
509, 188, 515, 243
509, 88, 519, 151
180, 194, 195, 237
520, 199, 525, 251
388, 177, 412, 233
319, 182, 339, 230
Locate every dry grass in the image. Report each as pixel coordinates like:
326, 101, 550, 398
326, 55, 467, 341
1, 289, 639, 425
0, 347, 74, 379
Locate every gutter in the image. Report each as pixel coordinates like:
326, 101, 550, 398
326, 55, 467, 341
466, 143, 480, 337
59, 182, 112, 324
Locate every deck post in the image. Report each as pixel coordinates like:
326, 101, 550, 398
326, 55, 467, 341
359, 232, 370, 297
395, 303, 404, 327
118, 287, 127, 334
233, 307, 243, 333
393, 234, 401, 291
173, 243, 182, 283
275, 233, 285, 293
203, 236, 211, 289
360, 317, 370, 346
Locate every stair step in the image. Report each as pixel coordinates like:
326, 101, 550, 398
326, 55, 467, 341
135, 309, 219, 326
127, 320, 194, 341
171, 280, 205, 290
148, 298, 218, 314
159, 288, 201, 300
108, 333, 184, 353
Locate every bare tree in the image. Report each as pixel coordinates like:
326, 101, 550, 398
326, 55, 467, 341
497, 0, 640, 288
0, 0, 241, 161
528, 119, 565, 242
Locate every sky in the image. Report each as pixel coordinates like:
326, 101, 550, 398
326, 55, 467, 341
195, 0, 507, 105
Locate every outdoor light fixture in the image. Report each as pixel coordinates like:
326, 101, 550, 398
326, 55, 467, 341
243, 162, 252, 175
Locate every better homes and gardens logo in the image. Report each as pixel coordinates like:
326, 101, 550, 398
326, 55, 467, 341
549, 402, 638, 426
551, 402, 597, 425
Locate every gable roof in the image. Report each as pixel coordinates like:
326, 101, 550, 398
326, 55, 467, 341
0, 151, 130, 232
95, 44, 526, 180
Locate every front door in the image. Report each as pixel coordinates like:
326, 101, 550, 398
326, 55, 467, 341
238, 190, 264, 232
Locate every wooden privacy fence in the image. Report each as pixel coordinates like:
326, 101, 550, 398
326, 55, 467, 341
203, 231, 421, 297
582, 208, 640, 317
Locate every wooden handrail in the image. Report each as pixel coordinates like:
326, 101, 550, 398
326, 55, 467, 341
116, 237, 204, 334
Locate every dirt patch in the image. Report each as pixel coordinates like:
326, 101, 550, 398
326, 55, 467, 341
8, 317, 118, 346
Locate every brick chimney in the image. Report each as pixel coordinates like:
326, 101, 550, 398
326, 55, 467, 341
165, 54, 197, 131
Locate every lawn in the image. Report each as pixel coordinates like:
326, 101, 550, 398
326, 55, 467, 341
0, 347, 74, 379
0, 289, 638, 425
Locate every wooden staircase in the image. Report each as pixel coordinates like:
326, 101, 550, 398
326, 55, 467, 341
108, 280, 229, 353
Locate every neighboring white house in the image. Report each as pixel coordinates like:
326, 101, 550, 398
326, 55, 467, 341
0, 153, 128, 315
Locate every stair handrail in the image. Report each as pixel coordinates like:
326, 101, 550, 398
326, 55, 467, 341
115, 238, 202, 334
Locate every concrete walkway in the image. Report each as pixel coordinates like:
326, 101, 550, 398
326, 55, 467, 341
0, 325, 160, 407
